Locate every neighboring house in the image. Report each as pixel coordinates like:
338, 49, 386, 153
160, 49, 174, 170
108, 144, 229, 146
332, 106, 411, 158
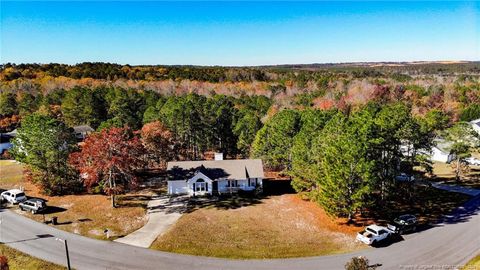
470, 118, 480, 136
73, 125, 94, 141
167, 154, 264, 196
0, 129, 17, 155
402, 138, 454, 164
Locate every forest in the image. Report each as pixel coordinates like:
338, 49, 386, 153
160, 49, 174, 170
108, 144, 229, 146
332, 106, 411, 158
1, 61, 480, 218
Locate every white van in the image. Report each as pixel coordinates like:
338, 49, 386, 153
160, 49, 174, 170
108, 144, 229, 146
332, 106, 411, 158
1, 189, 27, 204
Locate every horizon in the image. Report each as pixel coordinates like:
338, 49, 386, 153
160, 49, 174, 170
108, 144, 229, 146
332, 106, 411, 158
1, 1, 479, 65
2, 60, 478, 68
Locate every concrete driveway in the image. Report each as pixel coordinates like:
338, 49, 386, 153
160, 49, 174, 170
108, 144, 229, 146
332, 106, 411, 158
115, 195, 188, 248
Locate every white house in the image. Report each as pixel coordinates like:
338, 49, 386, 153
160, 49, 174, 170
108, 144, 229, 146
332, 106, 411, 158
0, 129, 17, 155
167, 156, 264, 196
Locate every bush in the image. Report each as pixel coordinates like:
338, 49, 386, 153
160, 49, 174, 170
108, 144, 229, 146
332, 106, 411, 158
345, 256, 369, 270
0, 255, 9, 270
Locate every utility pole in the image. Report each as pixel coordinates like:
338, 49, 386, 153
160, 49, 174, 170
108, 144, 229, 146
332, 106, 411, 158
56, 238, 71, 270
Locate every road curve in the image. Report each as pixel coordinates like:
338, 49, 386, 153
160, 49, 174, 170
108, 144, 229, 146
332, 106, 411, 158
0, 195, 479, 270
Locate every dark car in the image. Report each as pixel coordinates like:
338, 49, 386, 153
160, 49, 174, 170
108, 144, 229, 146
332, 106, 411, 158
387, 214, 417, 234
19, 198, 47, 214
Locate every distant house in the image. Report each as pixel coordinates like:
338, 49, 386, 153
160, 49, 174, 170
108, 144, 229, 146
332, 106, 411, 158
167, 154, 264, 196
470, 118, 480, 136
73, 125, 94, 141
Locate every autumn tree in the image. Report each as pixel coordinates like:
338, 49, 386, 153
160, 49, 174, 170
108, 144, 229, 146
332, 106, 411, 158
140, 121, 175, 168
69, 127, 145, 207
0, 255, 8, 270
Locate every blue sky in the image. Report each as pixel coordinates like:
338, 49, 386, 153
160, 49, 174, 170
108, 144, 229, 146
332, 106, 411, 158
1, 1, 479, 66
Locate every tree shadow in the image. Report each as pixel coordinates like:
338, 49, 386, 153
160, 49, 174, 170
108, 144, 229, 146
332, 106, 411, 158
184, 193, 264, 213
41, 206, 67, 215
0, 234, 54, 244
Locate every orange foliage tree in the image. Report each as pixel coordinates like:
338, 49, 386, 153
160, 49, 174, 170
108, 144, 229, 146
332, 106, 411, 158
69, 127, 145, 207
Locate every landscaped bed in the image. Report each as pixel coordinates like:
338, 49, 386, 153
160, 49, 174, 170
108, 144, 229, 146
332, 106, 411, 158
0, 160, 152, 240
0, 244, 64, 270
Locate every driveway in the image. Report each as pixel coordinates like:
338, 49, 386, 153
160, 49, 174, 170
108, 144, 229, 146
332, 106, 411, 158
0, 192, 479, 270
430, 182, 480, 196
115, 195, 188, 248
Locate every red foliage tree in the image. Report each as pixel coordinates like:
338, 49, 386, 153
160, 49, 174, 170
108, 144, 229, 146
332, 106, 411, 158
69, 127, 145, 207
0, 255, 8, 270
140, 121, 176, 169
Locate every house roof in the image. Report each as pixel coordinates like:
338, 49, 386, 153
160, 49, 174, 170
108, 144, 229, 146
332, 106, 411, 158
73, 125, 94, 134
167, 159, 264, 180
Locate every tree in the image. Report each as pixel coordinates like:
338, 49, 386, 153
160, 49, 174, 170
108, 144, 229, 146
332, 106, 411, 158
460, 104, 480, 122
251, 110, 301, 170
69, 127, 145, 207
61, 87, 107, 128
10, 113, 78, 195
316, 113, 376, 220
0, 92, 18, 117
0, 255, 8, 270
289, 109, 336, 193
140, 121, 175, 168
444, 122, 479, 181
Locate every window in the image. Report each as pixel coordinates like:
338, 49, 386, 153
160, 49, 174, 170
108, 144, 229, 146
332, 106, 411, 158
227, 180, 238, 187
195, 179, 206, 192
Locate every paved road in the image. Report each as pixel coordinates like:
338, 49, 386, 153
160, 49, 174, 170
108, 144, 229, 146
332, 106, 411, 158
430, 182, 480, 196
115, 195, 187, 248
0, 195, 479, 270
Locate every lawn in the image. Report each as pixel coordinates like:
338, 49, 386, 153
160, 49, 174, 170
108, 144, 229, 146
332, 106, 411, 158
0, 244, 64, 270
462, 254, 480, 270
151, 194, 365, 259
0, 160, 153, 240
430, 161, 480, 190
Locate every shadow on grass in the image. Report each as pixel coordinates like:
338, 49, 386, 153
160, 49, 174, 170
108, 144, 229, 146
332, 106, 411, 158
185, 193, 264, 214
41, 206, 67, 215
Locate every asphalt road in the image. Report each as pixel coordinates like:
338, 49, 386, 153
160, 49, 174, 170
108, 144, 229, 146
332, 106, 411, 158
0, 195, 479, 270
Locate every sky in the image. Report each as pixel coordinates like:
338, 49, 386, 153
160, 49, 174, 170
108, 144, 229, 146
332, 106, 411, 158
1, 1, 479, 66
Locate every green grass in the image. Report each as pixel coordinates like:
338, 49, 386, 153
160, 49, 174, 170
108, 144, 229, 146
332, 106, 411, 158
462, 254, 480, 270
0, 244, 65, 270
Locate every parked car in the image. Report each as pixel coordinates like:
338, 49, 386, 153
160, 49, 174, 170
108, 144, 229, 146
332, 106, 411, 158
1, 189, 27, 204
387, 214, 417, 234
356, 224, 393, 245
466, 157, 480, 166
395, 173, 415, 182
19, 198, 47, 214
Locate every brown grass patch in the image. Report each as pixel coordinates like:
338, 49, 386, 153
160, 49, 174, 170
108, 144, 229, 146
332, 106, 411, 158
0, 244, 64, 270
0, 160, 152, 240
431, 162, 480, 190
151, 194, 365, 259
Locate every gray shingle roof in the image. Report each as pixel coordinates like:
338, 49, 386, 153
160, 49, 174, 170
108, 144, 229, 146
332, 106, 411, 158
73, 125, 94, 134
167, 159, 264, 180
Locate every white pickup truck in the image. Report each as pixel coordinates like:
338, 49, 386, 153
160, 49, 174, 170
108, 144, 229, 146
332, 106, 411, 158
356, 224, 393, 245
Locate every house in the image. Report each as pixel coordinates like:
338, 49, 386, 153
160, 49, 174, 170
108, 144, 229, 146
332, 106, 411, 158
73, 125, 94, 141
0, 129, 17, 155
167, 154, 264, 196
470, 118, 480, 136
